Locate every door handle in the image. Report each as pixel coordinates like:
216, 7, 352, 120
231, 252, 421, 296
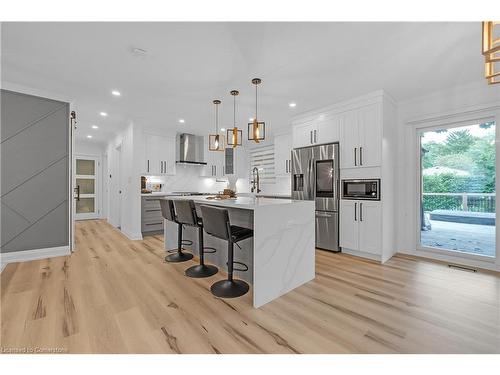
360, 203, 363, 222
359, 147, 363, 166
74, 185, 80, 201
316, 212, 333, 218
354, 202, 357, 221
354, 148, 357, 166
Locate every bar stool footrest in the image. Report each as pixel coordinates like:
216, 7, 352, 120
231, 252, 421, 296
203, 246, 217, 254
226, 261, 248, 272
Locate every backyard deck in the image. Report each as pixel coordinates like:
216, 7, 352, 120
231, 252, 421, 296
421, 219, 495, 257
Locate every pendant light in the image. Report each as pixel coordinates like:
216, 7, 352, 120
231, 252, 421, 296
227, 90, 243, 148
248, 78, 266, 143
482, 21, 500, 85
208, 99, 225, 151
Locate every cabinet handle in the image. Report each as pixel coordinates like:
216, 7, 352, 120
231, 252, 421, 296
314, 129, 317, 143
310, 130, 313, 144
354, 202, 357, 221
147, 159, 150, 173
359, 147, 363, 166
360, 203, 363, 222
164, 161, 167, 174
285, 160, 288, 173
354, 148, 357, 166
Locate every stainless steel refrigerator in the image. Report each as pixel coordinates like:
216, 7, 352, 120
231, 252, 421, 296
291, 143, 340, 252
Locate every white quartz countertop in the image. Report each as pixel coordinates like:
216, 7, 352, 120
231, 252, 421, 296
157, 195, 309, 210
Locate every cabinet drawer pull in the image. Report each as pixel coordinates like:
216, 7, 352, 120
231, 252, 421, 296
145, 209, 161, 212
145, 222, 163, 226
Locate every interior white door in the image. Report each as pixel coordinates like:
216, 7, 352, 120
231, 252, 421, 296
358, 104, 382, 168
340, 110, 359, 168
74, 155, 99, 220
339, 199, 359, 250
358, 201, 382, 255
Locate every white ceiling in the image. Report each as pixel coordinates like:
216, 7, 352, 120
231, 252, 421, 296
1, 22, 485, 144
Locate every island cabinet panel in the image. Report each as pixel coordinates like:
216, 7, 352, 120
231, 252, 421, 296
340, 199, 382, 256
162, 196, 315, 308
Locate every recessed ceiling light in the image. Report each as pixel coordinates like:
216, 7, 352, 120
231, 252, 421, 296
249, 117, 254, 122
87, 135, 93, 139
91, 125, 99, 129
178, 119, 185, 123
100, 112, 108, 117
111, 90, 121, 96
220, 128, 226, 132
289, 102, 297, 108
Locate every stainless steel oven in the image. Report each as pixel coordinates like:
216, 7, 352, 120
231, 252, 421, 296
342, 179, 380, 200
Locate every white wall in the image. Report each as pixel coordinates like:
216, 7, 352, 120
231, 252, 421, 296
106, 123, 143, 240
396, 80, 500, 271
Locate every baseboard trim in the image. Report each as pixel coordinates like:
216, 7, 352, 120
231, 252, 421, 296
121, 229, 143, 241
0, 246, 71, 272
341, 248, 382, 262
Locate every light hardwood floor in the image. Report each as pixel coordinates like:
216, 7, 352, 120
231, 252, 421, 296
1, 219, 499, 353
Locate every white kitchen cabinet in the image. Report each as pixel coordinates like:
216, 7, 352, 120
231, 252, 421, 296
340, 199, 381, 256
358, 104, 382, 168
339, 110, 359, 169
200, 136, 225, 178
339, 200, 359, 250
292, 114, 341, 149
292, 121, 316, 148
144, 134, 176, 175
340, 103, 382, 169
316, 114, 341, 144
274, 132, 292, 177
358, 201, 382, 255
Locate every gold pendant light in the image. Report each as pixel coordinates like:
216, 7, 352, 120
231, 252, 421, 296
482, 22, 500, 85
248, 78, 266, 143
227, 90, 242, 148
208, 99, 225, 151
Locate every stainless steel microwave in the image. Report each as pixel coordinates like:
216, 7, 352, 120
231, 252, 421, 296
341, 179, 380, 200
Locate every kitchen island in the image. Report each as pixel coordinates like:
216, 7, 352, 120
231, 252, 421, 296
159, 196, 315, 308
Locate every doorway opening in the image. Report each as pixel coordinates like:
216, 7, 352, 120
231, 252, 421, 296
419, 121, 496, 258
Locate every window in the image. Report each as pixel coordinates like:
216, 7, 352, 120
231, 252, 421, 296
249, 145, 275, 183
419, 121, 496, 258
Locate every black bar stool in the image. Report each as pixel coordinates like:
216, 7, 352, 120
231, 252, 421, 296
200, 205, 252, 298
159, 199, 193, 263
173, 200, 218, 278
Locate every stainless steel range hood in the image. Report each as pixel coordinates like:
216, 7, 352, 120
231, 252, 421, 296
176, 133, 207, 165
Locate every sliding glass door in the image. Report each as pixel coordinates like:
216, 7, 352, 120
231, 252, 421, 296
419, 121, 496, 258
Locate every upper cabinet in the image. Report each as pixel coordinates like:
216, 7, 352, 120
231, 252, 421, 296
274, 132, 292, 177
292, 114, 341, 149
340, 103, 382, 169
144, 133, 176, 175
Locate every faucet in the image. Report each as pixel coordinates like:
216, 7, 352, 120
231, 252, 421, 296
251, 167, 261, 194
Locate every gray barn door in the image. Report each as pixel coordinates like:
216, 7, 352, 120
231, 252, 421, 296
1, 89, 70, 253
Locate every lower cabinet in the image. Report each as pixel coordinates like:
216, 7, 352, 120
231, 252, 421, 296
141, 197, 164, 233
339, 199, 381, 255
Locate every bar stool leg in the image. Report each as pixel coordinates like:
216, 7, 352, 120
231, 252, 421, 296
185, 227, 218, 278
165, 223, 193, 263
210, 240, 249, 298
